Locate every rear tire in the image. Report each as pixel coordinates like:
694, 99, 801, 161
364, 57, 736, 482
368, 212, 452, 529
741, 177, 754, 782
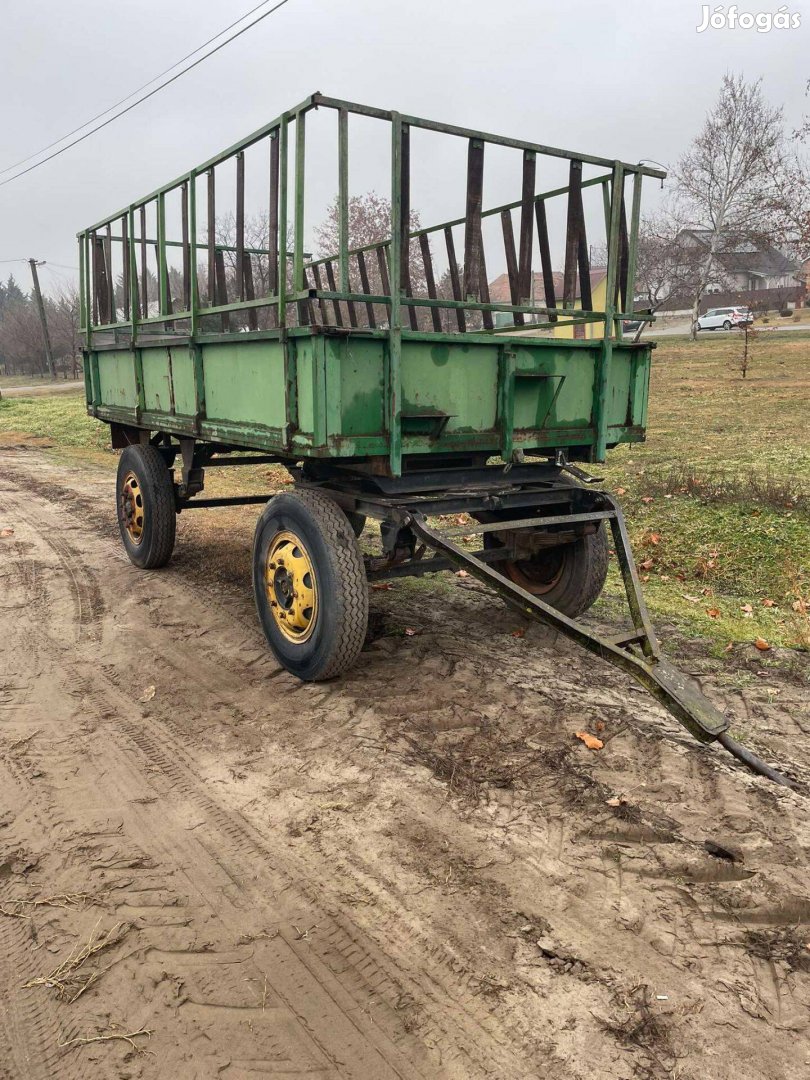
483, 522, 609, 618
253, 490, 369, 681
116, 444, 176, 569
723, 319, 732, 330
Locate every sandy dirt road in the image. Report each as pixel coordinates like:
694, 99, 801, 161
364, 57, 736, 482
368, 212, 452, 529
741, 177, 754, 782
0, 446, 809, 1080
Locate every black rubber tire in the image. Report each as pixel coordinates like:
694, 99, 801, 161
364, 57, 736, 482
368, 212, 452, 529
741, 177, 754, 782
253, 490, 369, 681
722, 320, 732, 330
484, 523, 609, 619
116, 444, 176, 569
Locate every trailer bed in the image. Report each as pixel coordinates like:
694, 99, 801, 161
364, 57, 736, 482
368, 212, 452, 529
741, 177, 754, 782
85, 328, 650, 463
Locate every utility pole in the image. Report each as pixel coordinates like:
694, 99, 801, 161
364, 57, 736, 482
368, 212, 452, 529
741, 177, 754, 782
28, 259, 56, 379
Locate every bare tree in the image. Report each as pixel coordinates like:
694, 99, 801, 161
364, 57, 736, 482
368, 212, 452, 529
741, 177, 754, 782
50, 286, 82, 377
673, 74, 785, 339
315, 192, 431, 328
0, 302, 49, 376
768, 82, 810, 263
736, 321, 758, 379
632, 213, 704, 317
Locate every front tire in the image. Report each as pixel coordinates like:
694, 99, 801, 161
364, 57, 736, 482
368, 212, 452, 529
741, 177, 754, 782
116, 444, 176, 569
253, 490, 369, 681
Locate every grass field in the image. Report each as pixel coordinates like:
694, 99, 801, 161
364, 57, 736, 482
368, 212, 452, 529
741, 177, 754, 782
1, 333, 807, 652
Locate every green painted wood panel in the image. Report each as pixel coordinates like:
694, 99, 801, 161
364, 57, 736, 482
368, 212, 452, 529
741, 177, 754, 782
97, 350, 137, 409
141, 348, 173, 414
203, 340, 286, 428
401, 341, 498, 433
170, 346, 197, 416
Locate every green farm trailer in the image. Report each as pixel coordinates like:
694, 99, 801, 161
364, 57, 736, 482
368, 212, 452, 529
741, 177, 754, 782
79, 93, 791, 785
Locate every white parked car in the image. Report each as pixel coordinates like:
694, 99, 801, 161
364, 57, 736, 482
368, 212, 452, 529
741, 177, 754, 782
696, 306, 754, 331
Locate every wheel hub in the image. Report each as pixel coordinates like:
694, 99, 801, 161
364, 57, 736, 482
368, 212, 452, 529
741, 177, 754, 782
120, 470, 145, 544
265, 530, 318, 643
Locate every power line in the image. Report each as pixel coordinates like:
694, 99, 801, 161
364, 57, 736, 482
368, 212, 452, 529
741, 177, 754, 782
0, 0, 281, 178
0, 0, 292, 189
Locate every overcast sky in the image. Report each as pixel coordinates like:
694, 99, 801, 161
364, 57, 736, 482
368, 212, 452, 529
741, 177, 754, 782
1, 0, 807, 296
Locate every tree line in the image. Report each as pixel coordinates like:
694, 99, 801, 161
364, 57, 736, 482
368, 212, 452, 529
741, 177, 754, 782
0, 275, 81, 378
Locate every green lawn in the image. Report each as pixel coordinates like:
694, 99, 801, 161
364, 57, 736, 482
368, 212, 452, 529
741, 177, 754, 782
600, 333, 808, 650
1, 332, 807, 651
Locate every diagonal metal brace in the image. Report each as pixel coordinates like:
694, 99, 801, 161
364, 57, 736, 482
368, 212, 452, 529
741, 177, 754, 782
406, 505, 728, 744
404, 499, 796, 788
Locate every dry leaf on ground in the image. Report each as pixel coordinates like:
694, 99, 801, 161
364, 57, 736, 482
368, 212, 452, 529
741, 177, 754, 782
371, 582, 394, 591
455, 570, 469, 578
0, 527, 14, 538
404, 628, 419, 637
754, 637, 771, 651
139, 685, 156, 702
511, 627, 526, 638
574, 731, 604, 751
706, 608, 721, 618
761, 598, 776, 608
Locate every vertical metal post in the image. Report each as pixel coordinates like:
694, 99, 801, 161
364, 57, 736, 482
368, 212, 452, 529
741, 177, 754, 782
518, 150, 535, 305
157, 192, 169, 318
278, 118, 288, 328
625, 172, 643, 315
501, 209, 523, 326
207, 170, 216, 308
293, 110, 306, 324
103, 225, 115, 323
128, 205, 145, 415
389, 112, 403, 476
535, 201, 557, 322
563, 160, 583, 308
418, 233, 442, 332
463, 138, 485, 300
121, 214, 130, 321
181, 180, 191, 313
268, 130, 280, 327
338, 108, 350, 293
356, 250, 376, 327
236, 151, 246, 302
78, 235, 87, 338
593, 162, 624, 462
398, 122, 417, 330
127, 208, 139, 346
139, 205, 148, 318
444, 227, 465, 332
188, 175, 198, 336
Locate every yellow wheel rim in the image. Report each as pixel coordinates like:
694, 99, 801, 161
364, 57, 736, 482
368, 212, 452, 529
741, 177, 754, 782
121, 470, 145, 544
265, 530, 318, 644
